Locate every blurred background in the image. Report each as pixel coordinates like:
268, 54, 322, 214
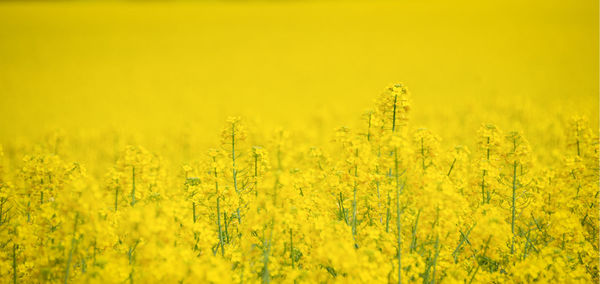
0, 0, 597, 150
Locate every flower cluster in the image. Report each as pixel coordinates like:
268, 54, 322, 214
0, 85, 597, 283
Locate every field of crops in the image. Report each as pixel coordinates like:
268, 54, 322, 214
0, 0, 598, 283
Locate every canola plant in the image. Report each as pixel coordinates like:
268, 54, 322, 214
0, 84, 597, 283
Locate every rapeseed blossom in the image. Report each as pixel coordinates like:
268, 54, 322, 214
0, 85, 597, 283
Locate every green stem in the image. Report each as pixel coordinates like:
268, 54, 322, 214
392, 94, 398, 132
12, 243, 17, 284
431, 236, 440, 284
64, 213, 79, 284
114, 187, 119, 212
453, 223, 476, 262
262, 229, 272, 284
447, 158, 456, 177
386, 192, 391, 233
410, 210, 420, 252
254, 152, 259, 196
224, 211, 229, 243
481, 170, 486, 204
486, 138, 490, 160
131, 166, 136, 206
511, 160, 517, 254
290, 229, 295, 269
192, 202, 196, 223
352, 149, 358, 246
468, 236, 492, 284
232, 123, 238, 193
214, 159, 225, 256
395, 147, 402, 284
231, 123, 242, 225
339, 192, 348, 225
217, 197, 225, 257
127, 240, 139, 284
26, 200, 30, 223
522, 228, 532, 259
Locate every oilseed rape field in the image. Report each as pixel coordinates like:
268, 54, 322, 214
0, 0, 598, 283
